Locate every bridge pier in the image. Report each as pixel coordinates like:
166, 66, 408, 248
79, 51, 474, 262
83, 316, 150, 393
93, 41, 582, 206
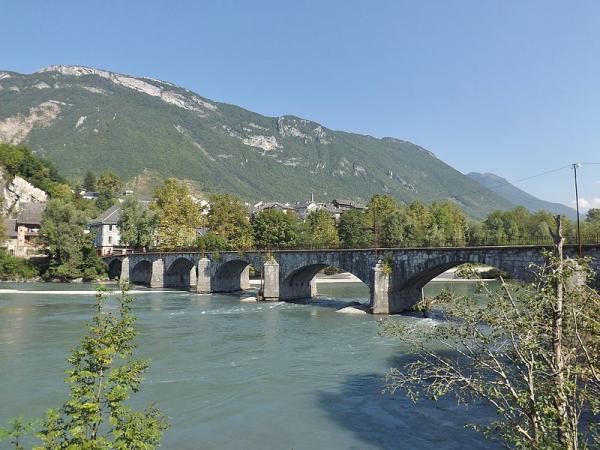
240, 265, 250, 290
103, 245, 600, 314
371, 261, 392, 314
262, 260, 279, 300
120, 257, 130, 283
196, 257, 212, 293
150, 259, 164, 288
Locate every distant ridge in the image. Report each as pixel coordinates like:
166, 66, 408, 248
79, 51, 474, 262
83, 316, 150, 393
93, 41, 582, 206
467, 172, 576, 219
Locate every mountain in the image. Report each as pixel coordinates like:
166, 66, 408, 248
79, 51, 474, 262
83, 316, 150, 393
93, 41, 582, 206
467, 172, 576, 219
0, 65, 518, 218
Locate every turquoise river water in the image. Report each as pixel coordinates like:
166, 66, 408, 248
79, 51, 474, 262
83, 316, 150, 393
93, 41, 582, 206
0, 281, 501, 449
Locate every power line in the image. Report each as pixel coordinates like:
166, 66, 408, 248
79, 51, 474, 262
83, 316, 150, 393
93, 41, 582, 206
437, 164, 572, 206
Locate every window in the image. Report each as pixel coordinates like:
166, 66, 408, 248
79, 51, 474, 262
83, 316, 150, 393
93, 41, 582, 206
108, 236, 112, 245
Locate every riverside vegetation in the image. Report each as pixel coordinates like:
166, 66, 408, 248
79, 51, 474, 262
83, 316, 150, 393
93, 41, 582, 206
1, 142, 600, 281
0, 285, 169, 449
381, 218, 600, 449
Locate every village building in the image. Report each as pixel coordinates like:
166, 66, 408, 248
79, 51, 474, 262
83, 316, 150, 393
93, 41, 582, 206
2, 202, 45, 258
88, 203, 123, 256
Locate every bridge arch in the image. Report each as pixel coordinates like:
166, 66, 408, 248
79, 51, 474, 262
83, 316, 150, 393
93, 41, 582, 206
165, 257, 196, 289
280, 262, 371, 301
107, 259, 122, 280
212, 259, 251, 292
390, 251, 538, 310
131, 260, 153, 286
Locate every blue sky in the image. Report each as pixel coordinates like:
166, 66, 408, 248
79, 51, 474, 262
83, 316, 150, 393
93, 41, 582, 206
2, 0, 599, 210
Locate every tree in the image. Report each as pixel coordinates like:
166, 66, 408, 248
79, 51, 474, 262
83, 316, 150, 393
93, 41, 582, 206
119, 196, 157, 250
251, 209, 300, 249
96, 171, 122, 211
152, 179, 201, 250
381, 216, 600, 449
366, 194, 399, 248
82, 171, 97, 192
380, 208, 417, 247
338, 209, 373, 248
584, 208, 600, 239
207, 193, 253, 249
195, 232, 229, 252
38, 199, 106, 280
429, 201, 467, 245
305, 209, 339, 247
1, 286, 169, 448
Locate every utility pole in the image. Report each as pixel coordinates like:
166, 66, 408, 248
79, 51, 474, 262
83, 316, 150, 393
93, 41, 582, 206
572, 163, 583, 257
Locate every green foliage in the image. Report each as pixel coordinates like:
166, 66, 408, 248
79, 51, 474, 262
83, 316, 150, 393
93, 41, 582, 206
207, 193, 253, 249
38, 199, 106, 280
337, 209, 373, 248
152, 179, 201, 249
305, 209, 339, 247
366, 194, 399, 247
0, 143, 70, 198
194, 232, 229, 252
381, 241, 600, 448
0, 416, 36, 449
1, 286, 169, 448
0, 249, 39, 280
0, 69, 519, 219
380, 254, 394, 275
96, 171, 122, 211
584, 208, 600, 237
251, 209, 300, 249
119, 197, 157, 250
381, 208, 418, 247
82, 171, 97, 192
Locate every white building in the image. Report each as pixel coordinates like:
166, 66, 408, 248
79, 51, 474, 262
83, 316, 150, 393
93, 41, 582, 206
88, 203, 123, 255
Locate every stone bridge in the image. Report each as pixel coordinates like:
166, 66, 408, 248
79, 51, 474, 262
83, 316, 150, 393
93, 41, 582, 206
104, 245, 600, 314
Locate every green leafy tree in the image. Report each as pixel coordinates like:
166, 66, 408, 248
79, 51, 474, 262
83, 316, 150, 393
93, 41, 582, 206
429, 201, 467, 245
119, 197, 157, 250
380, 208, 418, 247
1, 286, 169, 449
0, 143, 70, 198
338, 209, 373, 248
0, 249, 39, 280
96, 171, 122, 211
584, 208, 600, 238
251, 209, 300, 249
38, 199, 106, 280
381, 217, 600, 449
207, 193, 253, 249
194, 232, 229, 252
82, 171, 97, 192
366, 194, 399, 248
152, 179, 200, 249
407, 201, 433, 244
305, 209, 339, 247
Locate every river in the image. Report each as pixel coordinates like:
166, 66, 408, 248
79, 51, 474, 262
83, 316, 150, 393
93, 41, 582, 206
0, 281, 501, 449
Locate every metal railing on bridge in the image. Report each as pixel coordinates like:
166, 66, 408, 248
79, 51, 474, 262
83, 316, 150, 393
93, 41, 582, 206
104, 234, 600, 256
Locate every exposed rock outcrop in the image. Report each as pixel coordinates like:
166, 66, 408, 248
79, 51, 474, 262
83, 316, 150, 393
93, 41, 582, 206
1, 168, 47, 214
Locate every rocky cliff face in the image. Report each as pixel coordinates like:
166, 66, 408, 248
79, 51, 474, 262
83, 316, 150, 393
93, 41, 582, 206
0, 168, 47, 215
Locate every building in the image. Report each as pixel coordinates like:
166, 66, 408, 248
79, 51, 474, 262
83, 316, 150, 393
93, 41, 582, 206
88, 203, 123, 256
2, 202, 45, 258
248, 201, 296, 217
332, 199, 366, 211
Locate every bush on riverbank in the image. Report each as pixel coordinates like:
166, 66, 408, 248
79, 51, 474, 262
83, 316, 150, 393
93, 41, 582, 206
0, 250, 39, 281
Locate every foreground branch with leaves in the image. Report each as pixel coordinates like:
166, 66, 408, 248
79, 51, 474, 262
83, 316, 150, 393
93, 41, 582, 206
381, 216, 599, 449
1, 285, 168, 449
